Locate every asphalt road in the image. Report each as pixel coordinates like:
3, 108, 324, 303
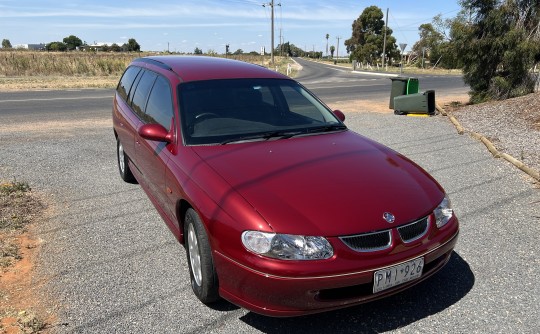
293, 57, 468, 104
0, 62, 538, 333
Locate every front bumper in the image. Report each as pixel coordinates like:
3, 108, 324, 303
214, 221, 459, 317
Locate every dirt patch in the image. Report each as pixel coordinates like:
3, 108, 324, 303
0, 118, 111, 134
327, 93, 470, 114
0, 182, 53, 333
0, 76, 118, 91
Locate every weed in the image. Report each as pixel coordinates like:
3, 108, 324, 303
0, 238, 21, 267
0, 180, 31, 195
17, 310, 47, 333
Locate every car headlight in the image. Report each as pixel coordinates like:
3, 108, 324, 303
241, 231, 333, 260
434, 195, 453, 228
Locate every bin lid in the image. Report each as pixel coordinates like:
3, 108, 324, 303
390, 77, 410, 81
407, 78, 419, 94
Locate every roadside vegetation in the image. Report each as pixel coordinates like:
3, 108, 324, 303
0, 180, 47, 333
340, 1, 540, 103
0, 50, 297, 91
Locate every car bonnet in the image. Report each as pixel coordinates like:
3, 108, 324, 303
191, 131, 445, 236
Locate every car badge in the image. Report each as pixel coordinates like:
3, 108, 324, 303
383, 212, 395, 223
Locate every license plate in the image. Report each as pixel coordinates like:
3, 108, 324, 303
373, 257, 424, 293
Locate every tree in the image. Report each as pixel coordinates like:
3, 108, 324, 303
233, 49, 244, 55
2, 39, 12, 49
325, 34, 329, 57
46, 41, 67, 51
275, 42, 305, 57
125, 38, 140, 52
194, 47, 203, 55
63, 35, 83, 50
330, 45, 336, 58
412, 23, 444, 67
455, 0, 540, 102
345, 6, 399, 65
110, 43, 122, 52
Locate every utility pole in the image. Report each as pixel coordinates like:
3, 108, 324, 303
262, 1, 280, 64
382, 8, 388, 68
279, 28, 283, 57
336, 36, 341, 61
271, 0, 275, 64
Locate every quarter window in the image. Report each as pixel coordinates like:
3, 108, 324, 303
116, 66, 141, 102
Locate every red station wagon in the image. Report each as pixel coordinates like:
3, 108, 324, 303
112, 56, 459, 317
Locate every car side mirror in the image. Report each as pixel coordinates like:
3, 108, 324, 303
332, 109, 346, 122
138, 123, 172, 143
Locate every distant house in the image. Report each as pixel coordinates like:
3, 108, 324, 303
13, 43, 46, 50
77, 42, 122, 52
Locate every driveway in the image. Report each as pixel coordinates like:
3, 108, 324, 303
0, 78, 538, 332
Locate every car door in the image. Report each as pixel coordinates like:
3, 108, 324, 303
114, 66, 143, 160
135, 74, 176, 221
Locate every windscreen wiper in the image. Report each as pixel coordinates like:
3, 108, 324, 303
305, 124, 347, 133
220, 130, 303, 145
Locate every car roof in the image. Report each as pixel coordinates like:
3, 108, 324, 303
132, 56, 289, 83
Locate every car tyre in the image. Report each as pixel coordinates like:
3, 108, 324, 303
116, 139, 137, 184
184, 208, 220, 304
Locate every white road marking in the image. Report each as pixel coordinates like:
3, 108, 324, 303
0, 95, 111, 103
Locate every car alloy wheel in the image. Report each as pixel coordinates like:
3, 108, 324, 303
184, 208, 219, 304
116, 139, 137, 183
188, 222, 202, 286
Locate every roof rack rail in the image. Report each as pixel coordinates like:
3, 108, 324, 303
134, 57, 174, 73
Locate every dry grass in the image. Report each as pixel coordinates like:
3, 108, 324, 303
0, 51, 297, 91
0, 51, 136, 76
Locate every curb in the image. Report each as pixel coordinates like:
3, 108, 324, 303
297, 58, 399, 77
436, 103, 540, 182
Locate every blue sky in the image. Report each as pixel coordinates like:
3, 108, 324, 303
1, 0, 462, 54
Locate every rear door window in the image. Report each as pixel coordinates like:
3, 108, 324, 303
131, 70, 158, 119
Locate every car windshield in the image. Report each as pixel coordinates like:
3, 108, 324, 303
178, 78, 346, 145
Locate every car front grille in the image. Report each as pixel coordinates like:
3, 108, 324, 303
340, 215, 430, 252
339, 230, 392, 252
397, 216, 429, 243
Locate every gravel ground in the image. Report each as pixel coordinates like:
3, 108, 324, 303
1, 89, 539, 333
450, 92, 540, 180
